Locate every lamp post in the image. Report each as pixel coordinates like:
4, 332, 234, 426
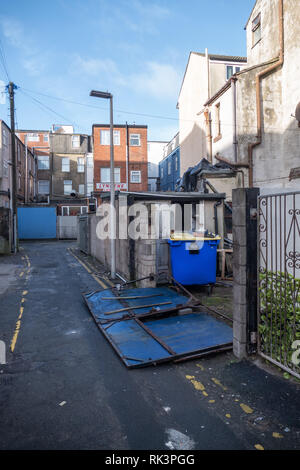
90, 90, 116, 279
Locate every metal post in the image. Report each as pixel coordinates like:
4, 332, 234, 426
8, 82, 17, 253
89, 89, 116, 279
109, 96, 116, 279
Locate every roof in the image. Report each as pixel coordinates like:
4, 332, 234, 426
244, 0, 259, 29
196, 52, 247, 63
204, 78, 233, 106
92, 124, 147, 130
98, 190, 226, 201
177, 51, 247, 104
17, 129, 49, 133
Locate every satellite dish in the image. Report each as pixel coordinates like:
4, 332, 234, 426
295, 102, 300, 123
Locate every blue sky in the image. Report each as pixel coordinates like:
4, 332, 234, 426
0, 0, 255, 141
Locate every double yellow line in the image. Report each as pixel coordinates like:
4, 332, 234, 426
11, 252, 31, 352
68, 248, 114, 290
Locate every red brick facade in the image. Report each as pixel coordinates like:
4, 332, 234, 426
92, 125, 148, 196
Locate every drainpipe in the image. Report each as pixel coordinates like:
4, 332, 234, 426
25, 135, 28, 203
248, 0, 284, 187
205, 48, 210, 100
204, 109, 212, 162
231, 77, 238, 163
126, 122, 129, 190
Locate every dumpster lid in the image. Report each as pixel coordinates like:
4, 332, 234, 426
170, 231, 221, 241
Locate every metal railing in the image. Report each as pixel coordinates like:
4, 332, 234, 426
257, 191, 300, 378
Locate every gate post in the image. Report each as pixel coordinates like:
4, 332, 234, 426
232, 188, 260, 359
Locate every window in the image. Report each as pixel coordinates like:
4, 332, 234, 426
81, 206, 88, 214
38, 180, 50, 194
100, 130, 120, 145
2, 129, 8, 146
100, 167, 120, 183
18, 173, 21, 190
87, 183, 93, 195
78, 184, 85, 194
72, 135, 80, 148
130, 170, 141, 183
38, 155, 49, 170
226, 66, 234, 80
252, 13, 261, 46
168, 160, 172, 175
44, 134, 49, 142
214, 103, 221, 141
64, 180, 72, 195
86, 155, 93, 167
77, 157, 84, 173
175, 155, 178, 172
129, 133, 140, 146
3, 160, 8, 177
161, 167, 164, 178
62, 206, 69, 216
62, 157, 70, 172
17, 144, 21, 162
235, 67, 240, 73
27, 133, 39, 142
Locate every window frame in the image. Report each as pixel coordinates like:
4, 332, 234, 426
100, 167, 120, 183
77, 157, 85, 173
78, 183, 85, 195
100, 129, 120, 146
252, 12, 261, 47
38, 155, 50, 170
38, 180, 50, 195
72, 135, 80, 148
64, 179, 73, 195
61, 157, 70, 172
129, 133, 141, 146
130, 170, 141, 184
214, 102, 222, 142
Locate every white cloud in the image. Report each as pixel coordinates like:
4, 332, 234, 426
73, 55, 127, 87
0, 17, 37, 55
130, 62, 181, 100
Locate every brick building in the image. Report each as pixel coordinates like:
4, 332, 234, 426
1, 121, 36, 208
17, 129, 50, 198
92, 124, 148, 199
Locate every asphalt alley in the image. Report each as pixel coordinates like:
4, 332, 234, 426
0, 241, 299, 450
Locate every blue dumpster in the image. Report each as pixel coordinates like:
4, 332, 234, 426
168, 232, 220, 285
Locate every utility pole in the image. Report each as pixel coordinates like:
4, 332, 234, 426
8, 82, 18, 253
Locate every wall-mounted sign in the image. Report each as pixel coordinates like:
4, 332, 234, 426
96, 183, 127, 191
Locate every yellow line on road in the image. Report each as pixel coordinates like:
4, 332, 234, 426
69, 249, 108, 289
10, 320, 21, 352
240, 403, 254, 414
211, 377, 227, 391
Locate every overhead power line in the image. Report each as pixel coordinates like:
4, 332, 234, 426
16, 86, 299, 134
0, 37, 10, 82
19, 89, 81, 130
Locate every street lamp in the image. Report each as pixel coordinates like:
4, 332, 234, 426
90, 89, 116, 279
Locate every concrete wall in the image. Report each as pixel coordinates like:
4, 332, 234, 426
207, 0, 300, 192
232, 188, 259, 358
57, 216, 77, 239
81, 196, 225, 286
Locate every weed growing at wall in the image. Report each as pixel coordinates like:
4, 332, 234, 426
259, 271, 300, 371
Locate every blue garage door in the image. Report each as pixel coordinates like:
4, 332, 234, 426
18, 207, 57, 239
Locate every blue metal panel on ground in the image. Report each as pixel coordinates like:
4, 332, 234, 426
84, 287, 233, 368
18, 207, 57, 239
